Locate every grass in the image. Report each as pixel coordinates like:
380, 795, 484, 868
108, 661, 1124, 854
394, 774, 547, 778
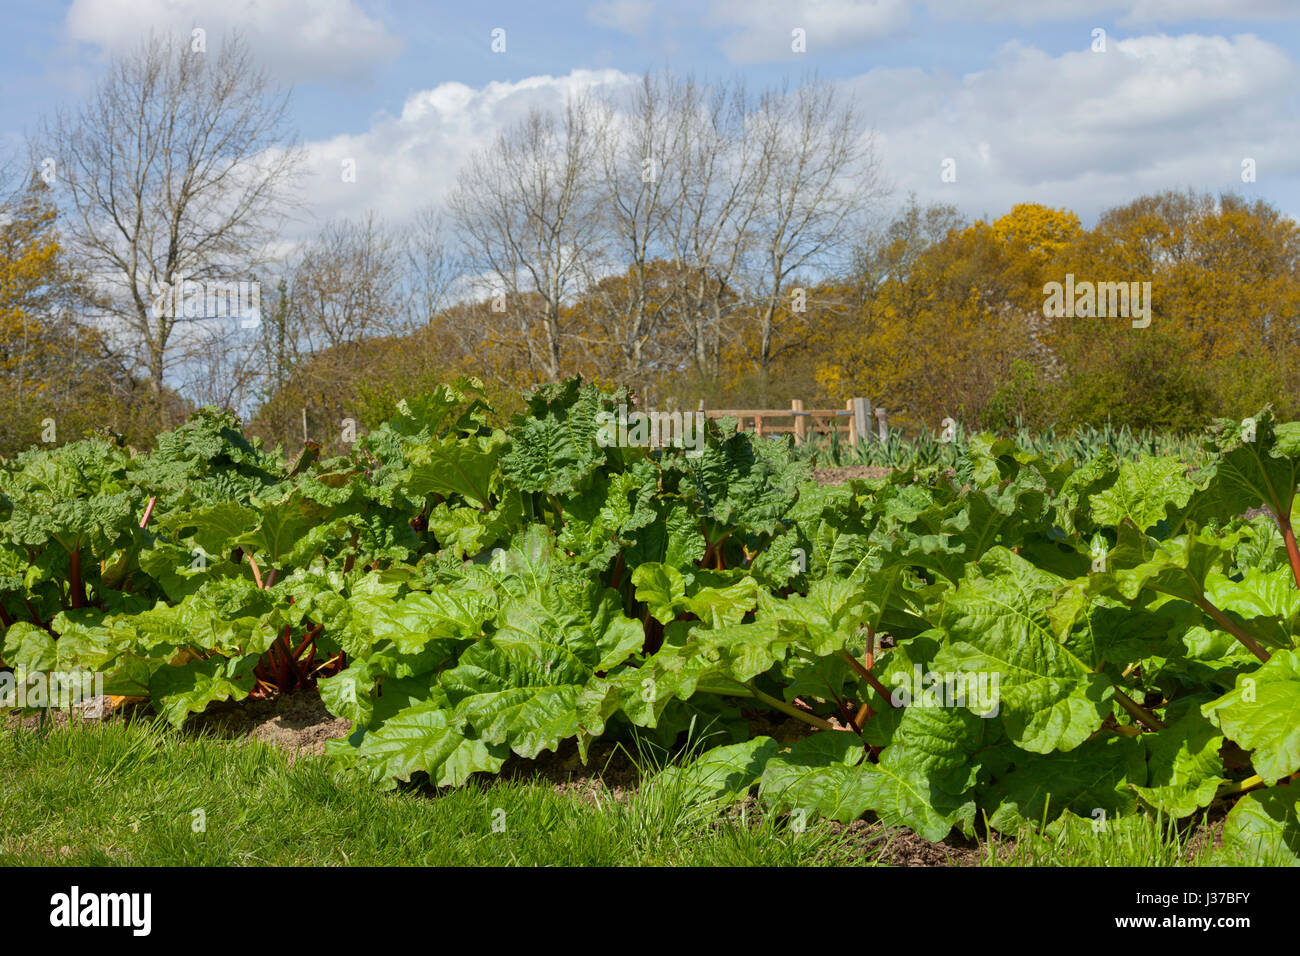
0, 716, 871, 866
982, 812, 1217, 867
0, 716, 1244, 867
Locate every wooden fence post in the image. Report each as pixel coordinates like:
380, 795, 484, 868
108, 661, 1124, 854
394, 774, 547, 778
875, 407, 889, 443
850, 397, 871, 445
791, 399, 805, 444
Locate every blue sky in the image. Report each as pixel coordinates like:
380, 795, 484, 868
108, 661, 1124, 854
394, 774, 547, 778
3, 0, 1300, 232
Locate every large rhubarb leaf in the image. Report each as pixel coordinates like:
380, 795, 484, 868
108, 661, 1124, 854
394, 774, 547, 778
1132, 707, 1227, 816
936, 548, 1113, 752
354, 701, 508, 789
984, 734, 1147, 833
1203, 650, 1300, 784
758, 731, 873, 824
1217, 786, 1300, 866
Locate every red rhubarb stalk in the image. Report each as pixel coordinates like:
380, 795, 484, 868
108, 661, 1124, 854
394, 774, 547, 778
68, 548, 86, 609
1194, 596, 1271, 664
838, 650, 898, 705
1279, 517, 1300, 593
139, 496, 157, 529
246, 553, 265, 589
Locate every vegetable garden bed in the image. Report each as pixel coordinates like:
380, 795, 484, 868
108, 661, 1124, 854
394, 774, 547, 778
2, 378, 1299, 865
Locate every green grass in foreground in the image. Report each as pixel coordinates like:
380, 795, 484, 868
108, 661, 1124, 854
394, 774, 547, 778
0, 717, 1223, 867
0, 717, 871, 866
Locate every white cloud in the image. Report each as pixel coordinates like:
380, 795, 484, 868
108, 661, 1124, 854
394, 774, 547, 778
235, 26, 1300, 248
295, 69, 636, 237
848, 32, 1300, 221
703, 0, 1299, 64
1120, 0, 1299, 21
64, 0, 403, 84
925, 0, 1300, 22
709, 0, 912, 63
588, 0, 657, 35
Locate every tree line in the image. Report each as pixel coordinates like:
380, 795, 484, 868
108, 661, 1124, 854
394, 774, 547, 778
2, 31, 1297, 457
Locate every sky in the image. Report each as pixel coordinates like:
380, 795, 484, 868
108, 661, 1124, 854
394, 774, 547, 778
2, 0, 1299, 236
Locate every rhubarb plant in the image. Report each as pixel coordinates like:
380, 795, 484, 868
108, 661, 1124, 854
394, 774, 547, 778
3, 385, 1300, 864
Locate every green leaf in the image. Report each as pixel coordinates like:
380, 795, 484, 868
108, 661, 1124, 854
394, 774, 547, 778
355, 702, 507, 788
632, 563, 687, 626
239, 493, 332, 566
1204, 567, 1300, 646
984, 735, 1146, 833
440, 589, 642, 758
1132, 708, 1226, 817
683, 575, 760, 629
500, 379, 611, 497
1199, 407, 1300, 524
1088, 456, 1195, 533
936, 548, 1113, 752
1217, 787, 1300, 866
756, 577, 865, 655
1105, 526, 1240, 608
163, 501, 258, 558
557, 470, 657, 570
759, 731, 872, 824
855, 759, 973, 841
404, 432, 507, 507
2, 622, 56, 674
661, 422, 799, 542
149, 654, 256, 727
653, 736, 779, 805
1203, 650, 1300, 785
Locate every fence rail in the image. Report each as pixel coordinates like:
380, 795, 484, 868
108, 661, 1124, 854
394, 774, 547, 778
699, 398, 887, 445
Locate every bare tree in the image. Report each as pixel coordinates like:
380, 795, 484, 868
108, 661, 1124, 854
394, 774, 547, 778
252, 273, 300, 404
659, 77, 765, 385
448, 96, 603, 382
41, 31, 302, 404
741, 78, 884, 375
182, 321, 268, 412
580, 72, 688, 391
405, 205, 462, 329
289, 211, 405, 351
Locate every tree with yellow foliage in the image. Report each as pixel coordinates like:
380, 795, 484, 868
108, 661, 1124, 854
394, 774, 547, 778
1045, 190, 1300, 428
815, 200, 1079, 431
0, 175, 159, 455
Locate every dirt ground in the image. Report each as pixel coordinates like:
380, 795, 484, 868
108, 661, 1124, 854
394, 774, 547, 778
811, 465, 893, 485
839, 819, 984, 866
185, 692, 352, 757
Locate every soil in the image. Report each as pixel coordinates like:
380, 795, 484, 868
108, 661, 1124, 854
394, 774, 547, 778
488, 709, 821, 805
5, 697, 150, 732
1183, 803, 1230, 858
184, 692, 352, 758
494, 738, 643, 803
838, 819, 985, 866
811, 465, 893, 485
